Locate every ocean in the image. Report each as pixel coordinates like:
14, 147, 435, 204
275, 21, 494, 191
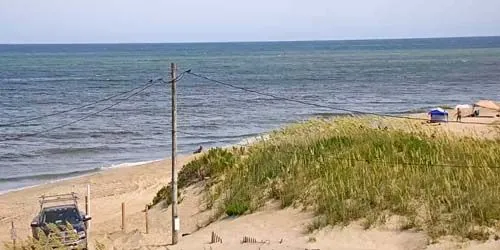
1, 37, 500, 193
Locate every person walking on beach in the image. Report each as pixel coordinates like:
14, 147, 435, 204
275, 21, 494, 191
456, 108, 462, 122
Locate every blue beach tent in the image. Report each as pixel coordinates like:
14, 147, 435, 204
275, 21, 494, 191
428, 108, 448, 123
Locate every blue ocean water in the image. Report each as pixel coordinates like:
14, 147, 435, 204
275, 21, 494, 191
1, 37, 500, 192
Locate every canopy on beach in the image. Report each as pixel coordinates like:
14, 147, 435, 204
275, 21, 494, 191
428, 108, 447, 114
428, 108, 448, 123
474, 100, 500, 111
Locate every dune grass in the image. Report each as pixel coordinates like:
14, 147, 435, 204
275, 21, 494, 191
153, 117, 500, 240
149, 148, 239, 208
3, 223, 82, 250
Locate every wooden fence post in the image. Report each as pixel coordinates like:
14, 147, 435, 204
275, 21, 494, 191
85, 196, 89, 227
145, 205, 149, 234
121, 202, 125, 232
86, 183, 91, 243
11, 221, 16, 249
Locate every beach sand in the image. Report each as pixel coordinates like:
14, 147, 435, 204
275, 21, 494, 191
0, 156, 196, 247
1, 110, 499, 249
408, 108, 500, 139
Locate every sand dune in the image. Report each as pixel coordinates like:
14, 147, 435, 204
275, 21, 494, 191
1, 110, 499, 249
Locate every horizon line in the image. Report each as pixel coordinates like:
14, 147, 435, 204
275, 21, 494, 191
2, 35, 500, 46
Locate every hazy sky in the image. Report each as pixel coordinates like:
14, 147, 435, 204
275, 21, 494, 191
1, 0, 499, 43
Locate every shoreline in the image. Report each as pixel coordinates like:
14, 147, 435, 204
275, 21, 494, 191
0, 106, 496, 196
0, 159, 162, 195
1, 108, 496, 199
0, 133, 268, 196
0, 105, 463, 194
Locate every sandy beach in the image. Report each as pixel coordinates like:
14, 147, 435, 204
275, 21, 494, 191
0, 156, 196, 247
1, 109, 499, 249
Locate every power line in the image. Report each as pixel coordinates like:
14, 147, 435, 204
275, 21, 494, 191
178, 129, 500, 170
0, 73, 187, 128
324, 155, 500, 169
177, 67, 359, 82
0, 78, 163, 128
181, 70, 500, 169
252, 146, 500, 170
0, 82, 157, 142
185, 71, 498, 126
161, 72, 186, 85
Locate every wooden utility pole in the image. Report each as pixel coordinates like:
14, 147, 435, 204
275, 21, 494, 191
171, 62, 179, 245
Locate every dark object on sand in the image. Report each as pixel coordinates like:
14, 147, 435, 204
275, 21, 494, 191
193, 146, 203, 154
468, 109, 480, 117
31, 193, 91, 249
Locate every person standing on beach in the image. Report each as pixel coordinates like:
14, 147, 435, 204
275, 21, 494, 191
456, 108, 462, 122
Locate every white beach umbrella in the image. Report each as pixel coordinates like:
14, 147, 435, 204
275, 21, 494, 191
455, 104, 472, 110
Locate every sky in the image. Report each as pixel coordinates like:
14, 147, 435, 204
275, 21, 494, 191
0, 0, 499, 44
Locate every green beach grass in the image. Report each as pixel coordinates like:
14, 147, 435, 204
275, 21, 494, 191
152, 117, 500, 240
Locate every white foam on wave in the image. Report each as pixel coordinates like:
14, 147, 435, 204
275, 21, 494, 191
0, 184, 41, 195
107, 159, 161, 169
0, 173, 97, 196
0, 159, 162, 196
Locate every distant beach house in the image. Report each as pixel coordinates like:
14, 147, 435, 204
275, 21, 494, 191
428, 108, 448, 123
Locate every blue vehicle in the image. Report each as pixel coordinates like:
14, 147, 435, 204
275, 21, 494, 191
30, 193, 91, 249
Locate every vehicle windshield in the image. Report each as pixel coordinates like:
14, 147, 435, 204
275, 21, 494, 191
42, 207, 82, 225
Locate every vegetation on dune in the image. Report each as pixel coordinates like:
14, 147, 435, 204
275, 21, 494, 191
3, 223, 84, 250
149, 148, 239, 208
153, 117, 500, 240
